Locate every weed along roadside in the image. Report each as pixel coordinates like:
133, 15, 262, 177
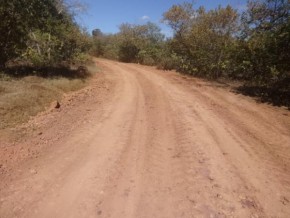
0, 62, 98, 130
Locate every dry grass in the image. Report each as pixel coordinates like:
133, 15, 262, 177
0, 64, 98, 129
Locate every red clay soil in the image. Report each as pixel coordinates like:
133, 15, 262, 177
0, 59, 290, 218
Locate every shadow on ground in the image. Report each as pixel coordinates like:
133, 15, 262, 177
233, 78, 290, 109
0, 65, 91, 79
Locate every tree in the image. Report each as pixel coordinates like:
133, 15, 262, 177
118, 41, 140, 62
92, 22, 165, 64
91, 29, 106, 57
92, 29, 103, 37
162, 2, 195, 36
163, 3, 239, 78
240, 0, 290, 84
0, 0, 91, 67
0, 0, 41, 66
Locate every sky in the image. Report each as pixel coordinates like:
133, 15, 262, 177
75, 0, 248, 36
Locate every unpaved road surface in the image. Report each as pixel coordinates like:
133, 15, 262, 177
1, 59, 290, 218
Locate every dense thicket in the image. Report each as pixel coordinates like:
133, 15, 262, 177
92, 22, 165, 65
163, 4, 240, 78
163, 0, 290, 85
0, 0, 91, 67
239, 0, 290, 85
161, 0, 290, 106
92, 0, 289, 101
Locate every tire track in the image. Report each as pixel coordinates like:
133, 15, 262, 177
127, 63, 288, 217
1, 59, 290, 218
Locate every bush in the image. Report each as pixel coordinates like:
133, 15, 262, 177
118, 41, 140, 63
0, 0, 91, 68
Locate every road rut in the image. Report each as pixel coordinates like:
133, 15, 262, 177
0, 59, 290, 218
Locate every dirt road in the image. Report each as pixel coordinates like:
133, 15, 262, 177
1, 59, 290, 218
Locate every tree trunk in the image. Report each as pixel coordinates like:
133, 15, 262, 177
48, 33, 51, 61
31, 32, 41, 56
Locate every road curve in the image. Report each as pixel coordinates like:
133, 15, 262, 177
0, 59, 290, 218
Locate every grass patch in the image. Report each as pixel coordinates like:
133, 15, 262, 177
0, 64, 97, 129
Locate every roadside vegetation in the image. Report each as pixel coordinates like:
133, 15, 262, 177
0, 0, 91, 67
91, 0, 290, 108
0, 0, 95, 128
0, 0, 289, 130
0, 74, 84, 129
